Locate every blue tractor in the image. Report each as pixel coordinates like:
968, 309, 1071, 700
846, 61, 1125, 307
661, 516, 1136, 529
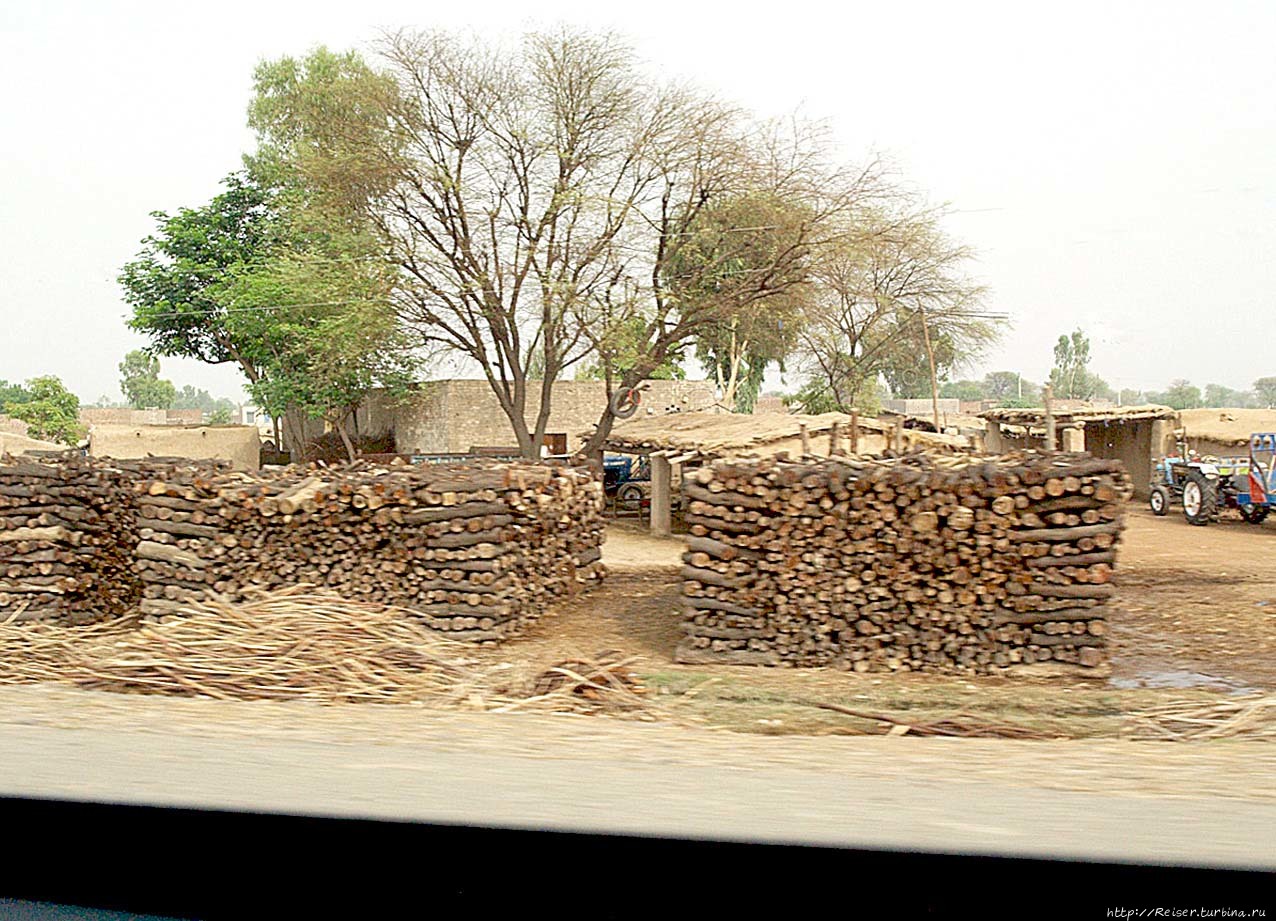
1150, 433, 1276, 526
603, 454, 652, 506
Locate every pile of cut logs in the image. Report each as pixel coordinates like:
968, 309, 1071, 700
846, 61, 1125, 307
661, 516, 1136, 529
132, 460, 606, 641
677, 452, 1131, 674
0, 455, 141, 623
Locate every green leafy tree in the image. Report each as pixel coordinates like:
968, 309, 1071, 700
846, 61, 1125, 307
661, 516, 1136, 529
207, 407, 234, 425
1148, 379, 1203, 410
939, 379, 986, 402
171, 386, 239, 418
119, 350, 176, 409
119, 172, 282, 385
1251, 377, 1276, 408
0, 380, 32, 407
1119, 388, 1146, 405
1202, 383, 1254, 408
216, 218, 417, 461
1049, 329, 1093, 399
4, 376, 84, 445
672, 194, 809, 413
983, 371, 1038, 404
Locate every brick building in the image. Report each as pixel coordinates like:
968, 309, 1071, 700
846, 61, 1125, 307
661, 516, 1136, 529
354, 378, 719, 455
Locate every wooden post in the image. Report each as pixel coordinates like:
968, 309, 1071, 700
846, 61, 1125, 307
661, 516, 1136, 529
986, 421, 1006, 454
829, 422, 841, 455
892, 418, 903, 452
849, 411, 859, 454
920, 307, 941, 432
650, 453, 672, 538
800, 424, 810, 457
1044, 385, 1056, 453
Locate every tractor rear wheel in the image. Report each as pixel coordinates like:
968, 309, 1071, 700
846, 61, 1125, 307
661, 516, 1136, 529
1182, 471, 1217, 526
1149, 485, 1170, 516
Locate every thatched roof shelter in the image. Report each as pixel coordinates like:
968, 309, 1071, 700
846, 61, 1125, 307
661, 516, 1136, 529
979, 404, 1176, 426
596, 411, 969, 462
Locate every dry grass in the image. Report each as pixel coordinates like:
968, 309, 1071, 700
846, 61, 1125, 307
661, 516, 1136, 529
0, 588, 648, 716
640, 669, 1251, 740
1124, 694, 1276, 740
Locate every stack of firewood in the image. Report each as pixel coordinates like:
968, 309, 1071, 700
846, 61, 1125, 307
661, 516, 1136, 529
677, 451, 1131, 674
130, 460, 606, 641
0, 455, 141, 623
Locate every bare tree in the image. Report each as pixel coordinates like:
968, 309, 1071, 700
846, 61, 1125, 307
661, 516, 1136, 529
793, 204, 998, 412
573, 118, 888, 454
361, 29, 717, 457
252, 32, 892, 457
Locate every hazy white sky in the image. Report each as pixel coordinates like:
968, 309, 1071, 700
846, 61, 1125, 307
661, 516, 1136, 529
2, 0, 1272, 403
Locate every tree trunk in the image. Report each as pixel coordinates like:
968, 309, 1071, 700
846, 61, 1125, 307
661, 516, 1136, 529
334, 411, 357, 464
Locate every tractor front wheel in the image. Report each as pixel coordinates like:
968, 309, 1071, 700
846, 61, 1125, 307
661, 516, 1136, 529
1240, 503, 1269, 524
1182, 472, 1218, 526
1149, 486, 1170, 516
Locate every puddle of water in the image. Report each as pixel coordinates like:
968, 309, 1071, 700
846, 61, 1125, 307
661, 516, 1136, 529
1110, 669, 1262, 695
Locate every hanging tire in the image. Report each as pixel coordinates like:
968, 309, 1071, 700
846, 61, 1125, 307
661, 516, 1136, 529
1240, 503, 1269, 524
1149, 485, 1170, 516
610, 388, 642, 420
1182, 471, 1217, 526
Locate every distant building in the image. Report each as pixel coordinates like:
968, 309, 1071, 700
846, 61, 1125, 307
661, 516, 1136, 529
881, 398, 962, 417
239, 405, 276, 439
80, 408, 203, 426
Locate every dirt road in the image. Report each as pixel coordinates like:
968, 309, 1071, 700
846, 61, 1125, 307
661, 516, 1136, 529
1, 686, 1274, 868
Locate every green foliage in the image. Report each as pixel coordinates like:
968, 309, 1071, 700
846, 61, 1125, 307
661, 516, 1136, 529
576, 317, 685, 382
669, 193, 809, 412
1147, 379, 1203, 410
784, 376, 881, 415
983, 371, 1037, 404
119, 350, 176, 409
247, 48, 398, 218
0, 380, 32, 407
207, 407, 234, 425
119, 172, 282, 374
4, 376, 84, 445
1119, 388, 1146, 406
1202, 383, 1255, 408
1049, 329, 1093, 399
216, 218, 417, 459
1252, 377, 1276, 408
939, 379, 986, 402
171, 385, 238, 417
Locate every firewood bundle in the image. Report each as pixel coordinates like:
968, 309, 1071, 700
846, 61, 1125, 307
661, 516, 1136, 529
677, 451, 1132, 674
131, 460, 606, 641
0, 455, 141, 623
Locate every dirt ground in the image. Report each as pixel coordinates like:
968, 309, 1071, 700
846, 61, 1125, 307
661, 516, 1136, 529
1108, 507, 1276, 690
486, 509, 1276, 737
